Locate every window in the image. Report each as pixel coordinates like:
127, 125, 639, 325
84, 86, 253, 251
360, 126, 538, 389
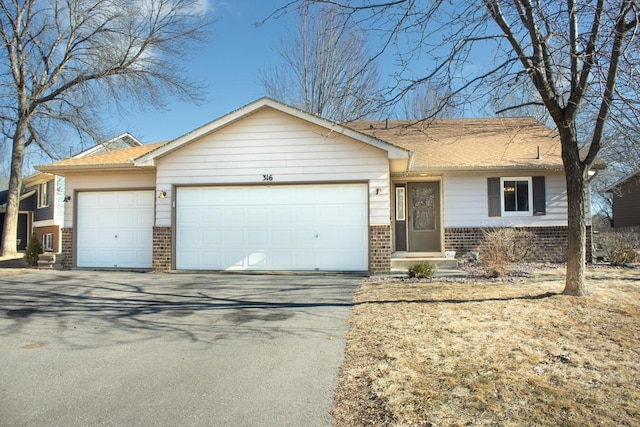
395, 187, 406, 221
42, 233, 53, 251
488, 176, 545, 217
37, 182, 49, 208
501, 177, 532, 215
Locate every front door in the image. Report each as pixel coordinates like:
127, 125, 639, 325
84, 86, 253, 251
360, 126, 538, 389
407, 182, 441, 252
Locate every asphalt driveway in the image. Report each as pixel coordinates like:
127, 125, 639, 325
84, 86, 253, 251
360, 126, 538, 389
0, 270, 362, 426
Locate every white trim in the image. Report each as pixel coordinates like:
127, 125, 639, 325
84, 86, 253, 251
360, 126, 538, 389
500, 177, 533, 216
42, 233, 53, 251
75, 133, 143, 157
33, 219, 61, 227
37, 182, 49, 208
395, 187, 406, 221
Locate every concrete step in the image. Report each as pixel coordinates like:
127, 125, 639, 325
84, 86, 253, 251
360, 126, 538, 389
37, 253, 65, 270
390, 257, 459, 272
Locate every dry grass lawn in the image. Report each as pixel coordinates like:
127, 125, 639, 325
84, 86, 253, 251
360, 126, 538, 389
334, 267, 640, 426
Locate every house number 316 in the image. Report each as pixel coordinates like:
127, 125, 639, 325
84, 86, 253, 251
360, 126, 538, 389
262, 174, 273, 181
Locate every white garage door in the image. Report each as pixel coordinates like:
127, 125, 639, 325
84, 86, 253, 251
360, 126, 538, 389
176, 184, 369, 271
76, 191, 154, 268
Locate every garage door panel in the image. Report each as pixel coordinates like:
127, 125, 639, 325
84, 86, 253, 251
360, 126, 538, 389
247, 252, 267, 267
176, 184, 368, 271
246, 207, 269, 225
293, 250, 316, 269
85, 211, 117, 228
176, 250, 201, 269
224, 208, 244, 225
317, 250, 366, 270
201, 230, 222, 246
77, 250, 116, 268
319, 229, 366, 249
270, 208, 292, 225
178, 209, 199, 225
246, 230, 268, 246
271, 230, 292, 246
116, 249, 151, 268
224, 230, 244, 246
77, 191, 153, 269
201, 209, 222, 224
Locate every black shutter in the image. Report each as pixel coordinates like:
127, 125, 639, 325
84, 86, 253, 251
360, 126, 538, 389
487, 177, 501, 217
533, 176, 546, 215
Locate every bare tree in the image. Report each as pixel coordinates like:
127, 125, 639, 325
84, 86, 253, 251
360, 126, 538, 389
278, 0, 639, 296
261, 4, 384, 122
400, 80, 461, 120
0, 0, 209, 257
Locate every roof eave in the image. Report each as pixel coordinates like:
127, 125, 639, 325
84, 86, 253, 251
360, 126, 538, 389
22, 171, 54, 187
36, 163, 153, 175
604, 169, 640, 192
406, 164, 566, 173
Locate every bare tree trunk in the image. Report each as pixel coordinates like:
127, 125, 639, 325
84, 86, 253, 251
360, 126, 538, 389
0, 118, 27, 258
560, 123, 588, 296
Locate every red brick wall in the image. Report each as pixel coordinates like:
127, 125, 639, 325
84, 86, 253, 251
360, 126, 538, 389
152, 227, 172, 271
370, 225, 391, 274
444, 226, 593, 263
60, 228, 73, 269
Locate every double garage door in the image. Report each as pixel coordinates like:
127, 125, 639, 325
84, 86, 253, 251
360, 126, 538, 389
76, 184, 369, 271
176, 184, 369, 271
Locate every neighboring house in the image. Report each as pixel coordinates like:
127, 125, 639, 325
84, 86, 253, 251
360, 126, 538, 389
37, 98, 598, 273
605, 169, 640, 228
4, 134, 143, 253
0, 177, 36, 251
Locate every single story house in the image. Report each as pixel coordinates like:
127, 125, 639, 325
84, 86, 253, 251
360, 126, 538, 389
605, 169, 640, 228
37, 98, 592, 273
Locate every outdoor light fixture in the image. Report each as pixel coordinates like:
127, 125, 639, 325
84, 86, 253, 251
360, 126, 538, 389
376, 188, 382, 195
158, 191, 167, 199
63, 196, 71, 202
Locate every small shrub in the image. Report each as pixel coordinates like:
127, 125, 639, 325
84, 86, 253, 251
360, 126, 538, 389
24, 231, 43, 267
596, 230, 640, 265
408, 262, 436, 279
478, 228, 536, 277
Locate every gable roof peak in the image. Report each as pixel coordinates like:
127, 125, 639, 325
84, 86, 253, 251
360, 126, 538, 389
133, 97, 410, 165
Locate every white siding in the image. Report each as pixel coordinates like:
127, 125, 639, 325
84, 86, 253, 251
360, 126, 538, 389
155, 108, 390, 226
443, 171, 567, 227
63, 171, 156, 228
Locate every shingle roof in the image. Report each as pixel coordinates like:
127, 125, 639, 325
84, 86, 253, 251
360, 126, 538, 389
38, 142, 167, 171
349, 117, 563, 170
38, 117, 567, 173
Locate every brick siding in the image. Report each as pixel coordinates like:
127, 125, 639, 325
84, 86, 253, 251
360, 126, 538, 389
444, 226, 593, 263
152, 227, 172, 271
60, 228, 73, 269
370, 225, 391, 274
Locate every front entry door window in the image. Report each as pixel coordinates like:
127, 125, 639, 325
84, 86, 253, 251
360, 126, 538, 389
407, 182, 441, 252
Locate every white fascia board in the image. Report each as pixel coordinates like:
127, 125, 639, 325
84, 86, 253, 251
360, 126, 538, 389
22, 171, 54, 187
133, 98, 411, 166
75, 133, 143, 158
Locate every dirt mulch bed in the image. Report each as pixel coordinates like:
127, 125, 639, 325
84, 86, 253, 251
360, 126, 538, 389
0, 255, 35, 277
334, 266, 640, 426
